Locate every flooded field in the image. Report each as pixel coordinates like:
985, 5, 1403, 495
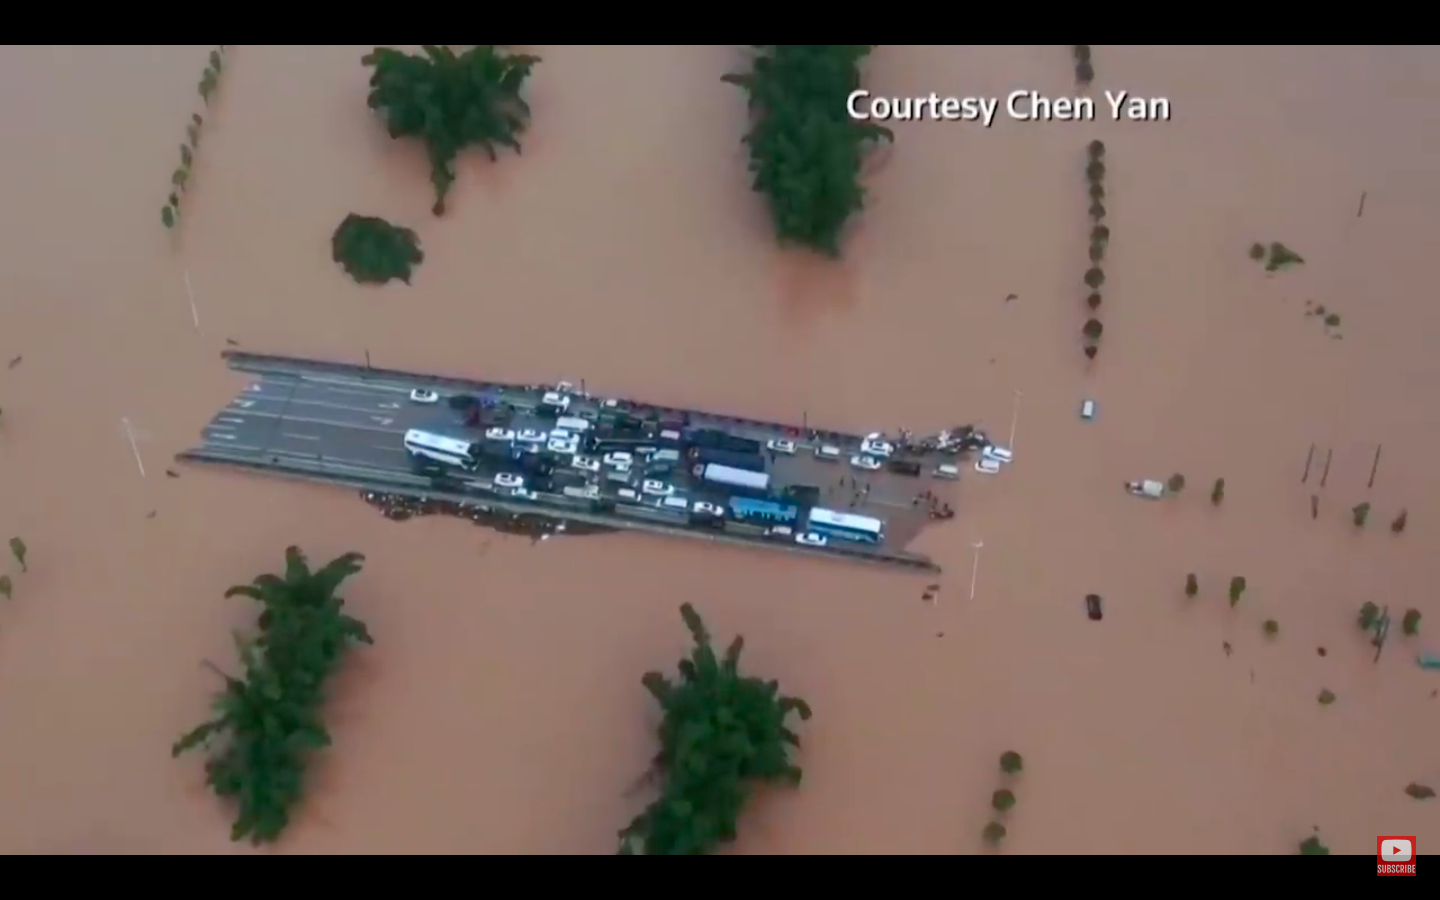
0, 44, 1437, 854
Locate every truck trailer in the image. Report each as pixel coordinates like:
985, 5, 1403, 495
699, 463, 770, 494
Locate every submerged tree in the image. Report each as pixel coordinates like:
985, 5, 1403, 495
1228, 576, 1247, 607
1358, 601, 1381, 632
173, 547, 372, 845
1184, 573, 1198, 598
722, 45, 892, 258
1084, 267, 1105, 289
1082, 318, 1104, 342
331, 214, 424, 285
1402, 608, 1422, 636
618, 603, 812, 855
1352, 501, 1371, 528
363, 45, 540, 215
999, 750, 1024, 775
1210, 478, 1225, 506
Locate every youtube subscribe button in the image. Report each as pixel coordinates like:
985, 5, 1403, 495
1378, 836, 1415, 875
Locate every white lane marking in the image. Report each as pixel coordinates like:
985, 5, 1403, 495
378, 402, 402, 409
246, 383, 263, 392
202, 441, 265, 452
206, 423, 237, 431
215, 410, 405, 434
232, 400, 256, 408
370, 416, 394, 426
216, 416, 246, 424
282, 433, 320, 441
226, 396, 408, 416
208, 432, 238, 440
298, 374, 413, 394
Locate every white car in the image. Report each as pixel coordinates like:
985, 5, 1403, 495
850, 454, 882, 471
494, 472, 524, 489
485, 428, 516, 442
661, 496, 690, 511
548, 436, 580, 454
603, 452, 634, 467
860, 437, 894, 457
516, 429, 548, 444
815, 445, 842, 461
642, 479, 673, 497
935, 464, 960, 480
796, 532, 828, 547
692, 501, 725, 517
409, 388, 440, 404
511, 488, 538, 501
766, 439, 797, 455
617, 488, 640, 502
983, 445, 1014, 463
975, 457, 1002, 475
571, 455, 600, 473
610, 461, 633, 475
540, 391, 570, 411
766, 525, 794, 538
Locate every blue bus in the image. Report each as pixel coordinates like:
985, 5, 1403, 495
805, 507, 885, 544
728, 498, 799, 524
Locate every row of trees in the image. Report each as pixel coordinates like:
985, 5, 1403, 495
722, 46, 893, 258
1350, 502, 1408, 532
173, 546, 373, 844
162, 46, 227, 230
1081, 140, 1107, 360
618, 603, 812, 854
982, 751, 1024, 846
0, 536, 27, 600
1073, 45, 1094, 88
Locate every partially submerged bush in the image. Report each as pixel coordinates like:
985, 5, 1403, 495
618, 603, 812, 855
1184, 573, 1198, 598
1401, 608, 1422, 636
999, 750, 1023, 775
331, 214, 424, 285
1352, 502, 1371, 528
363, 45, 540, 215
723, 46, 892, 257
1358, 601, 1381, 631
983, 820, 1007, 845
1299, 834, 1330, 854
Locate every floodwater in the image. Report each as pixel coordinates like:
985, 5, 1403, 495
1, 44, 1437, 854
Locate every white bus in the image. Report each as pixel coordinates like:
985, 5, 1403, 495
805, 507, 885, 544
403, 429, 479, 469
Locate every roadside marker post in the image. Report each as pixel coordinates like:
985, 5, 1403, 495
121, 417, 146, 478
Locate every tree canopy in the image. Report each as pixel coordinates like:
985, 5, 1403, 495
331, 213, 424, 285
722, 46, 892, 257
362, 45, 540, 215
173, 546, 372, 844
618, 603, 812, 855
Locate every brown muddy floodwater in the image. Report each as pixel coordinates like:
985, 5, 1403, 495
1, 45, 1438, 855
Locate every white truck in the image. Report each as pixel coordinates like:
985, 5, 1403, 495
1127, 479, 1166, 499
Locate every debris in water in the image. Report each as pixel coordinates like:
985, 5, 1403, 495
1004, 293, 1018, 303
936, 632, 944, 638
146, 510, 157, 519
225, 338, 240, 347
1317, 646, 1327, 657
1223, 641, 1232, 657
1085, 593, 1102, 621
165, 469, 180, 479
359, 490, 616, 541
7, 355, 21, 369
